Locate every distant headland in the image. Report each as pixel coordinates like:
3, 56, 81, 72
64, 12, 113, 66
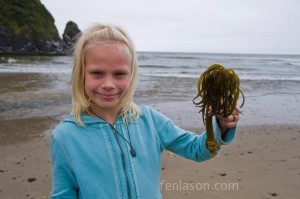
0, 0, 81, 55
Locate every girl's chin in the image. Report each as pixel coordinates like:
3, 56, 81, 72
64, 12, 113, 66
92, 100, 119, 110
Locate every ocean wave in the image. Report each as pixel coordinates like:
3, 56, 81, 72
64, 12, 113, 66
139, 64, 193, 69
0, 65, 71, 74
140, 73, 199, 78
139, 64, 172, 69
241, 76, 300, 81
138, 52, 201, 60
140, 72, 300, 81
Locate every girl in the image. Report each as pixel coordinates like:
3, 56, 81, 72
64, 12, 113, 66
50, 24, 240, 199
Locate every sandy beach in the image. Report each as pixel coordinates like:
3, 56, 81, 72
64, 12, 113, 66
1, 71, 300, 198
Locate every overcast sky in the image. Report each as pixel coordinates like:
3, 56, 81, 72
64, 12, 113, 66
41, 0, 300, 54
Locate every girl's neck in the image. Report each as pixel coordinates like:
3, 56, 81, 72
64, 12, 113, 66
89, 108, 119, 125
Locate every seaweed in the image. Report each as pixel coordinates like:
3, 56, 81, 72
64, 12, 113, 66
193, 64, 245, 157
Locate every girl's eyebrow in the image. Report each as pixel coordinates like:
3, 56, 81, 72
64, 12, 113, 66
86, 68, 104, 73
114, 68, 129, 72
86, 67, 102, 71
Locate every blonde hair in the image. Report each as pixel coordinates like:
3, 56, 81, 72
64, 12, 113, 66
71, 23, 140, 125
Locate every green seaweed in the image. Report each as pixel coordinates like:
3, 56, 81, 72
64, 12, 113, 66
193, 64, 245, 157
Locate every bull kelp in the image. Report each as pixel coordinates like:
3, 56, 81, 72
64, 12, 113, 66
193, 64, 245, 157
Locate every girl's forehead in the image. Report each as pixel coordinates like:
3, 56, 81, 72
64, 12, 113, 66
85, 41, 127, 50
84, 42, 132, 61
83, 42, 135, 70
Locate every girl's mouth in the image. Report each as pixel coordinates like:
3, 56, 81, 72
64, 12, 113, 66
96, 92, 119, 100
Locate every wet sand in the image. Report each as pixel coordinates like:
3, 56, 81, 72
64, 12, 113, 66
1, 117, 299, 199
161, 124, 300, 199
0, 73, 300, 198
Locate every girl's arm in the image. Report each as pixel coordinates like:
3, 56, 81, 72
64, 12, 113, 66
149, 107, 237, 161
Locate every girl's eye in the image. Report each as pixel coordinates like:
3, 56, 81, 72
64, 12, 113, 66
116, 73, 125, 76
115, 72, 127, 77
91, 71, 103, 76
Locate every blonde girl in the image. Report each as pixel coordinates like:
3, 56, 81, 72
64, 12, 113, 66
50, 23, 240, 199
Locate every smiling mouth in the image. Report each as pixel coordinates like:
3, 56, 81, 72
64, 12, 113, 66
96, 92, 119, 100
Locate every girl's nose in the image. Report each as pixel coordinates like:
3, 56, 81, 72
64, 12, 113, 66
101, 76, 116, 89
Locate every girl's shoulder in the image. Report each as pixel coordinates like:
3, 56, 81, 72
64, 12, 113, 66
52, 114, 89, 140
138, 104, 159, 116
137, 104, 169, 122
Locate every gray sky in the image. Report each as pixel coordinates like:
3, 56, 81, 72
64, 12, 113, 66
41, 0, 300, 54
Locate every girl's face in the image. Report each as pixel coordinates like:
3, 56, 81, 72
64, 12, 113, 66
84, 43, 131, 115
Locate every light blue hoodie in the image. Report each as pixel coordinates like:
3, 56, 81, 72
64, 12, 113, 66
50, 105, 236, 199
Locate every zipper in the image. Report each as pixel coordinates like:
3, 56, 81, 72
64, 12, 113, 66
110, 124, 131, 199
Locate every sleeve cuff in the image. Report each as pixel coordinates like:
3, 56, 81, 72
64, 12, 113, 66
212, 118, 237, 145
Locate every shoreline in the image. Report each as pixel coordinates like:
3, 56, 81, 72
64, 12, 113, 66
0, 52, 72, 56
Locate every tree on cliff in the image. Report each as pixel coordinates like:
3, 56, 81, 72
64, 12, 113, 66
0, 0, 63, 54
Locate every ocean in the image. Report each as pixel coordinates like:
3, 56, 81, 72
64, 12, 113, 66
0, 52, 300, 123
2, 52, 300, 81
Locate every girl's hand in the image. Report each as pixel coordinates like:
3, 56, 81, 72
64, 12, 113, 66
216, 109, 240, 134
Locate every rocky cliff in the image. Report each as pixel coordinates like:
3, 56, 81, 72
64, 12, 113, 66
62, 21, 81, 50
0, 0, 81, 55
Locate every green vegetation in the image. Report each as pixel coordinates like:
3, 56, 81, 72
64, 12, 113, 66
0, 0, 59, 39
